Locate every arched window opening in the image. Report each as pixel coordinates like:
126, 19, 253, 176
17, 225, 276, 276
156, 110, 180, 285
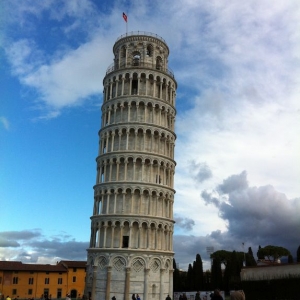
122, 236, 129, 248
132, 79, 138, 95
121, 46, 126, 58
101, 167, 104, 183
103, 141, 106, 154
156, 57, 163, 70
146, 44, 153, 57
132, 52, 141, 66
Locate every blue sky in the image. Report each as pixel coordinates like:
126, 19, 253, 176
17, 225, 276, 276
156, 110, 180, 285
1, 0, 300, 269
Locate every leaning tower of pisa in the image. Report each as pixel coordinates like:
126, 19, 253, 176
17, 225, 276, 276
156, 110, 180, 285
85, 32, 177, 300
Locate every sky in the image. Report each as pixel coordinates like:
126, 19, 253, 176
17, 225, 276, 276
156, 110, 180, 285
1, 0, 300, 270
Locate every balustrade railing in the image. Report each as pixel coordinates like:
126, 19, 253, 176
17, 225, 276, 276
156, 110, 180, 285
106, 62, 174, 78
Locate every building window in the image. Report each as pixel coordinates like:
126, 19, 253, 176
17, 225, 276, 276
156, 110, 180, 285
28, 289, 33, 295
45, 278, 50, 284
13, 277, 18, 284
44, 289, 49, 299
30, 271, 34, 274
122, 236, 129, 248
72, 276, 76, 283
12, 289, 17, 295
58, 278, 63, 284
57, 289, 62, 299
73, 268, 77, 272
0, 277, 2, 284
46, 272, 49, 274
28, 277, 34, 285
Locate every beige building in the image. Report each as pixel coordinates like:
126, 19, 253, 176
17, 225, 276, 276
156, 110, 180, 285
85, 31, 177, 300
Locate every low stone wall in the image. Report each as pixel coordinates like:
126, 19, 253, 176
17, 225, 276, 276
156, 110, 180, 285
241, 263, 300, 280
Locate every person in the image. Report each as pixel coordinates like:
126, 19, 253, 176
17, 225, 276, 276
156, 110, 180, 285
132, 294, 136, 300
211, 290, 223, 300
6, 296, 11, 300
137, 295, 141, 300
66, 295, 71, 300
166, 295, 171, 300
230, 287, 245, 300
112, 297, 116, 300
179, 295, 183, 300
195, 292, 200, 300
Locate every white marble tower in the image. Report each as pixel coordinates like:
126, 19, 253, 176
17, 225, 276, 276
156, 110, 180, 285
85, 31, 177, 300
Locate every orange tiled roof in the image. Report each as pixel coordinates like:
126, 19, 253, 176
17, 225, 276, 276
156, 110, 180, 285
0, 261, 67, 272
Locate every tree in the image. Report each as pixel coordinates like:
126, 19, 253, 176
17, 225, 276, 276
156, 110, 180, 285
211, 250, 244, 267
257, 245, 290, 262
186, 263, 194, 291
193, 254, 204, 291
173, 258, 181, 292
257, 245, 264, 259
288, 254, 294, 263
246, 247, 257, 266
297, 245, 300, 262
211, 256, 222, 290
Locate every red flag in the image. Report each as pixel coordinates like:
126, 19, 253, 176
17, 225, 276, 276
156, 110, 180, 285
123, 12, 127, 22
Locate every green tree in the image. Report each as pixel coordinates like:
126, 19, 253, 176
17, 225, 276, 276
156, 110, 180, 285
187, 263, 194, 291
211, 256, 222, 290
193, 254, 204, 291
211, 250, 244, 267
297, 245, 300, 262
257, 245, 264, 259
173, 258, 181, 292
257, 245, 290, 262
246, 247, 257, 266
288, 254, 294, 263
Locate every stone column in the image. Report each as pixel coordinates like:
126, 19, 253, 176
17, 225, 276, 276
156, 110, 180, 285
111, 225, 115, 248
144, 269, 150, 300
169, 269, 174, 297
160, 269, 165, 300
103, 225, 107, 248
91, 265, 97, 300
124, 267, 131, 300
106, 266, 112, 300
116, 80, 119, 97
111, 132, 115, 152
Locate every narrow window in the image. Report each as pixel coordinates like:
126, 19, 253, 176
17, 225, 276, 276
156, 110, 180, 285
12, 289, 17, 295
28, 289, 33, 295
28, 277, 34, 285
45, 278, 50, 284
58, 278, 63, 284
122, 236, 129, 248
13, 277, 18, 284
72, 276, 76, 283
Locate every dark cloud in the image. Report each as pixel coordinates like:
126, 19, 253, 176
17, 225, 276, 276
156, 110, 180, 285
175, 216, 195, 231
201, 189, 221, 207
0, 230, 42, 240
189, 161, 213, 183
202, 171, 300, 257
0, 229, 89, 263
0, 239, 20, 247
217, 170, 248, 194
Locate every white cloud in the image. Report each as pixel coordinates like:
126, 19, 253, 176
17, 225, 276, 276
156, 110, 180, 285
2, 0, 300, 269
